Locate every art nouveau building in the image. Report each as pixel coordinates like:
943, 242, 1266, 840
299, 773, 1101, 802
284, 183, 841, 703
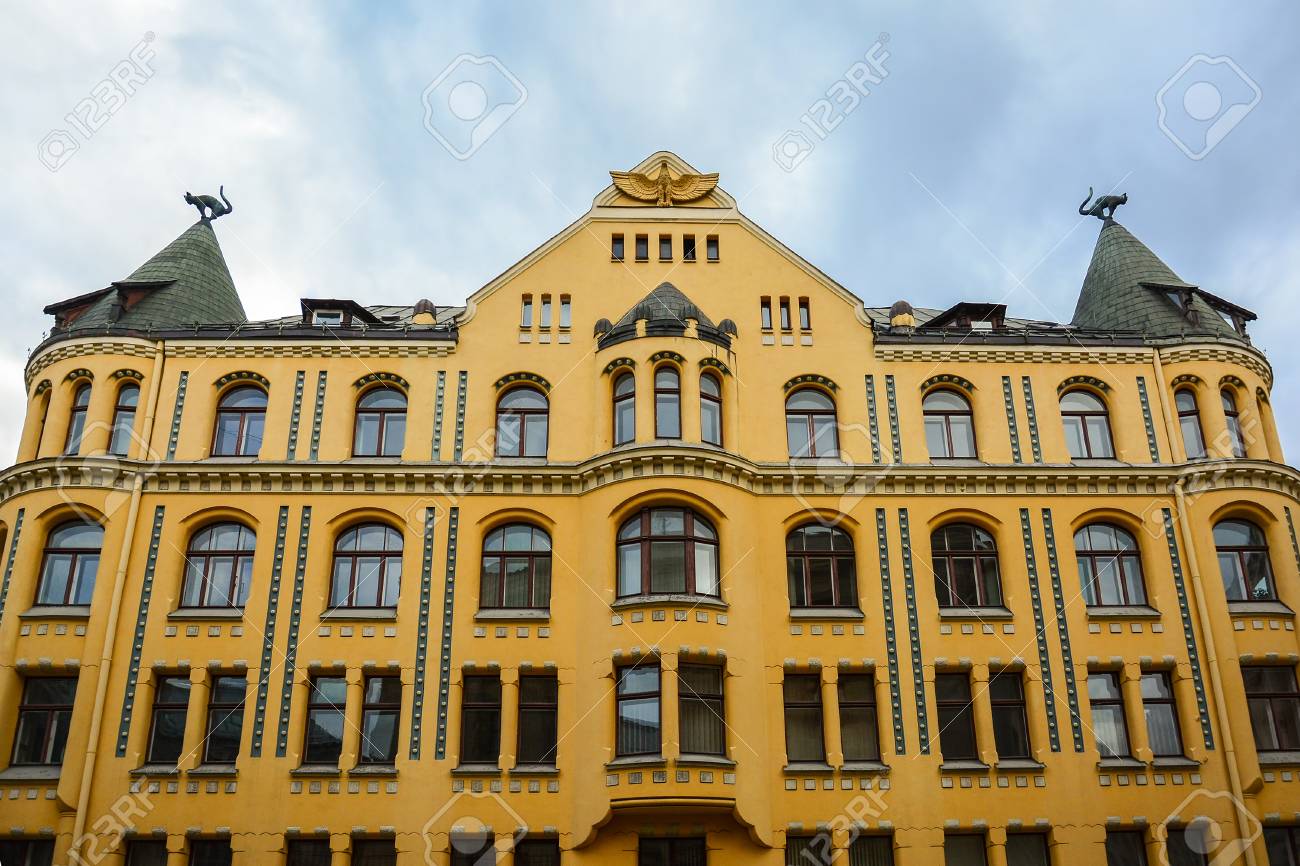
1, 152, 1298, 866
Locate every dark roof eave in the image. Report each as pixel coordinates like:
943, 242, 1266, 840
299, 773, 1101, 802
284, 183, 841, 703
31, 323, 459, 358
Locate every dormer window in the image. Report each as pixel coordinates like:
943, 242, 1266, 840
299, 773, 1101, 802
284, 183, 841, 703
313, 310, 344, 327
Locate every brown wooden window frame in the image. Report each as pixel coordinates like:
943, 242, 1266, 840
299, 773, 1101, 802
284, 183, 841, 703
210, 385, 267, 458
479, 523, 552, 610
329, 523, 404, 609
351, 386, 407, 458
1175, 388, 1207, 459
931, 523, 1003, 609
35, 520, 103, 607
180, 522, 256, 609
109, 382, 140, 457
10, 677, 77, 766
1060, 389, 1115, 459
1222, 388, 1247, 457
615, 507, 719, 599
1243, 665, 1300, 753
64, 382, 91, 455
1214, 518, 1277, 602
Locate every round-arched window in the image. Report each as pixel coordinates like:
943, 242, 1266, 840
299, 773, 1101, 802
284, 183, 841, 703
480, 523, 552, 609
616, 507, 718, 598
213, 386, 267, 457
923, 390, 976, 459
786, 524, 856, 608
330, 524, 403, 608
930, 523, 1001, 608
496, 387, 549, 458
785, 389, 838, 458
181, 523, 256, 608
36, 521, 103, 606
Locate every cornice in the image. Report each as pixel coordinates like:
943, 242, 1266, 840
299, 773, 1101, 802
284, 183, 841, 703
4, 452, 1298, 508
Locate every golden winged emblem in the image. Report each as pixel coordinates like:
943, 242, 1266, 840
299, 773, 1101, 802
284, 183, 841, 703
609, 159, 720, 206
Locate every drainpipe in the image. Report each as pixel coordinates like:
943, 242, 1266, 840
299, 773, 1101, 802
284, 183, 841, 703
1151, 351, 1181, 462
1173, 477, 1255, 866
67, 341, 166, 865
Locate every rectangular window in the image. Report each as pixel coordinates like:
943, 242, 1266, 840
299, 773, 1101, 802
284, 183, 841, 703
303, 676, 346, 765
126, 841, 168, 866
1243, 665, 1300, 753
1005, 833, 1050, 866
460, 674, 502, 765
520, 295, 533, 328
285, 840, 331, 866
779, 297, 792, 330
838, 673, 880, 762
659, 234, 672, 261
639, 838, 706, 866
517, 675, 559, 765
760, 297, 773, 330
451, 839, 494, 866
679, 663, 725, 756
683, 234, 697, 261
850, 837, 895, 865
616, 665, 661, 756
944, 834, 987, 866
360, 676, 401, 764
351, 840, 397, 866
786, 835, 832, 866
1088, 672, 1131, 758
11, 677, 76, 766
147, 676, 190, 764
1140, 672, 1184, 757
1166, 827, 1210, 866
990, 671, 1031, 759
189, 840, 233, 866
313, 310, 343, 327
203, 676, 245, 764
1265, 827, 1300, 866
798, 297, 811, 330
515, 840, 560, 866
559, 295, 572, 328
611, 233, 625, 261
706, 234, 719, 261
635, 234, 649, 261
936, 673, 978, 761
539, 294, 552, 328
0, 840, 54, 866
783, 674, 824, 763
1104, 831, 1148, 866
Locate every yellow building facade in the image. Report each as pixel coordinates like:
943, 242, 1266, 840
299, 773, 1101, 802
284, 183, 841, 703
1, 152, 1299, 866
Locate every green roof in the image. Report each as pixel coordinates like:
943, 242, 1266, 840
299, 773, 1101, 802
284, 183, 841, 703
61, 220, 247, 331
614, 282, 715, 329
1071, 219, 1237, 340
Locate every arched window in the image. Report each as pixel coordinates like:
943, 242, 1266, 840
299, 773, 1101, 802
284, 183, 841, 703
612, 372, 636, 445
1060, 390, 1114, 459
212, 386, 267, 457
1222, 390, 1246, 458
35, 521, 103, 606
64, 384, 91, 455
1175, 389, 1206, 459
353, 387, 406, 457
181, 523, 256, 608
785, 388, 838, 458
617, 507, 718, 599
495, 387, 548, 458
786, 524, 857, 608
700, 373, 722, 446
923, 390, 976, 459
1214, 519, 1276, 601
330, 524, 403, 609
1074, 524, 1146, 607
931, 523, 1002, 608
480, 524, 551, 609
654, 367, 681, 439
109, 384, 140, 457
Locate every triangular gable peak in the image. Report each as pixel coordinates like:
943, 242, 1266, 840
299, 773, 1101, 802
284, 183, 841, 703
459, 150, 869, 326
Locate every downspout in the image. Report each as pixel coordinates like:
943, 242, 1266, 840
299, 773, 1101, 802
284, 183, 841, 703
1151, 350, 1181, 461
67, 340, 166, 865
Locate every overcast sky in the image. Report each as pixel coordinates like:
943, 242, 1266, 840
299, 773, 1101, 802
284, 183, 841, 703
4, 2, 1298, 460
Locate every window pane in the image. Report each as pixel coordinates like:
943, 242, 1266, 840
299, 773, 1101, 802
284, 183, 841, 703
944, 835, 987, 866
361, 710, 399, 763
1104, 832, 1147, 866
694, 544, 718, 596
1092, 705, 1129, 757
1062, 418, 1086, 458
354, 415, 379, 455
655, 394, 680, 438
841, 705, 880, 761
925, 416, 950, 458
1005, 834, 1049, 866
701, 400, 721, 445
617, 696, 659, 755
190, 840, 234, 866
524, 416, 548, 456
950, 415, 976, 457
617, 544, 641, 596
787, 416, 811, 457
648, 541, 686, 593
811, 415, 839, 455
785, 706, 824, 762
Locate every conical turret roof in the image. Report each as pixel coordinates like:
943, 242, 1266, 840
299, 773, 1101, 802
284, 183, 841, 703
1071, 219, 1236, 340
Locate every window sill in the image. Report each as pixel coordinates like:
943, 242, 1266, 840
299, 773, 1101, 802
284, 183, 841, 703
939, 760, 990, 773
451, 763, 502, 776
1227, 600, 1294, 617
1151, 756, 1200, 769
320, 608, 397, 621
612, 594, 727, 611
168, 607, 244, 621
291, 764, 341, 777
840, 761, 890, 774
928, 458, 985, 467
1069, 458, 1127, 467
204, 455, 260, 463
0, 765, 61, 781
938, 606, 1013, 621
189, 764, 238, 777
1258, 751, 1300, 767
350, 764, 398, 776
789, 607, 864, 621
130, 764, 180, 777
492, 456, 549, 467
993, 759, 1045, 772
475, 609, 550, 622
1085, 605, 1161, 620
782, 762, 834, 774
605, 755, 666, 770
510, 764, 559, 776
1097, 757, 1145, 770
19, 604, 91, 620
676, 754, 735, 768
